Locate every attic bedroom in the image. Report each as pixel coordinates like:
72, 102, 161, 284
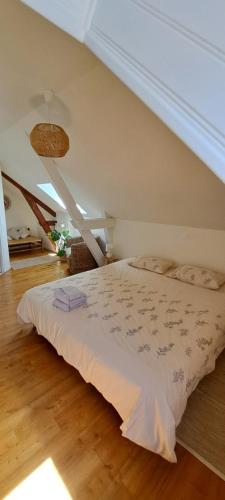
0, 1, 225, 498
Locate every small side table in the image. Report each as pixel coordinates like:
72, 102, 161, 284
102, 256, 118, 266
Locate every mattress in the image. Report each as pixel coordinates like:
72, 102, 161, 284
17, 259, 225, 462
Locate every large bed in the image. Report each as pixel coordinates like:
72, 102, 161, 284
17, 259, 225, 462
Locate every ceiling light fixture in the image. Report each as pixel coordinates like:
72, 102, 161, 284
30, 90, 69, 158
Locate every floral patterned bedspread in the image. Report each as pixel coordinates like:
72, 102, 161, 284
17, 259, 225, 462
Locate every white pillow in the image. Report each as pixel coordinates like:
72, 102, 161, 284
129, 256, 174, 274
8, 227, 21, 240
8, 226, 31, 240
167, 264, 225, 290
20, 228, 30, 239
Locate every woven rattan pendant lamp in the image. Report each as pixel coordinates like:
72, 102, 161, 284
30, 90, 69, 158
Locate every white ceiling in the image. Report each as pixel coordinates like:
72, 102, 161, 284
0, 0, 98, 134
1, 0, 225, 229
0, 0, 101, 214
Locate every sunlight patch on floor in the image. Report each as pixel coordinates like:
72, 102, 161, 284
4, 458, 73, 500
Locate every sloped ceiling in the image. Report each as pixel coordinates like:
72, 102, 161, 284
1, 0, 225, 229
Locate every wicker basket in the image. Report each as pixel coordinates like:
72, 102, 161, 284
69, 242, 97, 274
30, 123, 69, 158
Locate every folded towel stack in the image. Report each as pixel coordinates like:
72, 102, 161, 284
53, 286, 87, 312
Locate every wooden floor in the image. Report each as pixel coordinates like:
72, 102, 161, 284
10, 248, 53, 262
0, 263, 225, 499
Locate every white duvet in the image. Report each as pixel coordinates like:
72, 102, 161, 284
17, 259, 225, 462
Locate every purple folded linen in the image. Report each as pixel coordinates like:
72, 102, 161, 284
64, 298, 86, 308
53, 297, 86, 312
54, 286, 86, 305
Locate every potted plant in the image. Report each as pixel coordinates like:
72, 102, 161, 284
49, 229, 72, 261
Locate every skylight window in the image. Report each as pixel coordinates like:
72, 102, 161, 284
37, 183, 65, 209
37, 183, 87, 215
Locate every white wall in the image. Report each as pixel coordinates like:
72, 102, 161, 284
114, 219, 225, 273
3, 182, 39, 234
3, 180, 54, 251
0, 172, 10, 273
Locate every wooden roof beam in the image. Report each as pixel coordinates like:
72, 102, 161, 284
22, 192, 55, 252
22, 192, 52, 234
1, 171, 56, 217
